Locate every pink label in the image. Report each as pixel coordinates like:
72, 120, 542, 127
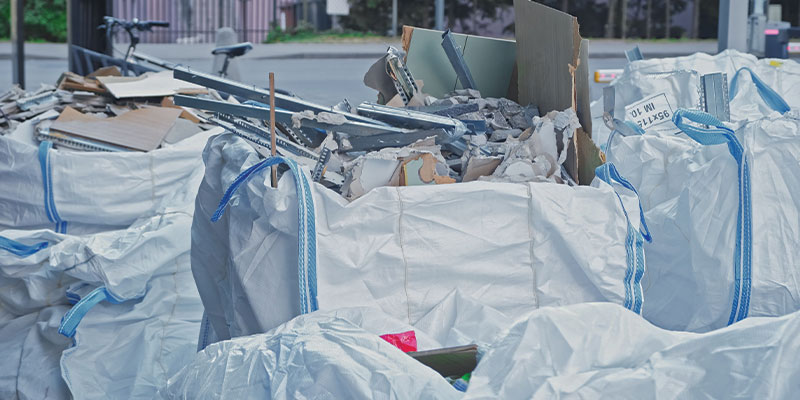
380, 330, 417, 352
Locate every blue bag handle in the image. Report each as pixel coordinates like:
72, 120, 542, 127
672, 109, 752, 325
0, 235, 48, 257
212, 156, 318, 315
729, 67, 790, 114
59, 286, 121, 338
594, 162, 650, 315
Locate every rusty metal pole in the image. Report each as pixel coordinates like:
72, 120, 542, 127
270, 72, 277, 188
11, 0, 24, 89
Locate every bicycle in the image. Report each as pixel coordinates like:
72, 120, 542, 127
98, 16, 253, 78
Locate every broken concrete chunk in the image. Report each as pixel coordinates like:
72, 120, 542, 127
291, 110, 347, 129
451, 88, 481, 99
489, 129, 523, 142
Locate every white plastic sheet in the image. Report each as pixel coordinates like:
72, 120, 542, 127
466, 302, 800, 399
162, 307, 460, 400
192, 133, 649, 345
164, 294, 800, 399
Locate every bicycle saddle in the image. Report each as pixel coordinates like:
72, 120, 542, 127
212, 42, 253, 58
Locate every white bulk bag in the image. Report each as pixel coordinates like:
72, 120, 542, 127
606, 109, 800, 332
0, 181, 203, 399
0, 128, 218, 233
465, 302, 800, 399
192, 134, 651, 345
615, 50, 800, 120
0, 305, 72, 400
60, 260, 203, 400
591, 50, 799, 148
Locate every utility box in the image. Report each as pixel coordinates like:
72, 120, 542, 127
765, 22, 800, 59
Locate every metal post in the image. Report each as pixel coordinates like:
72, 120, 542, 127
392, 0, 398, 37
718, 0, 749, 52
218, 0, 225, 28
269, 72, 277, 188
241, 0, 247, 42
11, 0, 24, 89
435, 0, 444, 30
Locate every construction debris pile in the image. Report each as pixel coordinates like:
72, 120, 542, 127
4, 0, 800, 399
169, 52, 577, 202
0, 68, 212, 152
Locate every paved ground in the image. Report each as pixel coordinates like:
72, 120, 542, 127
0, 40, 721, 106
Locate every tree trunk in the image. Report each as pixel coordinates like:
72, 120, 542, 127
561, 0, 569, 13
606, 0, 617, 38
691, 0, 700, 38
621, 0, 628, 39
664, 0, 671, 38
645, 0, 652, 38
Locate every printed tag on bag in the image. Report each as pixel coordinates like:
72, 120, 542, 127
625, 93, 674, 130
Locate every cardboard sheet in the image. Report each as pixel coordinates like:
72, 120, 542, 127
50, 106, 182, 151
514, 0, 600, 183
96, 71, 208, 99
57, 72, 108, 94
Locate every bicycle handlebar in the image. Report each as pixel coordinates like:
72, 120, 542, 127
98, 17, 170, 33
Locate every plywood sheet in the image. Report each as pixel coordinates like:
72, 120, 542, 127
97, 71, 207, 99
50, 106, 182, 151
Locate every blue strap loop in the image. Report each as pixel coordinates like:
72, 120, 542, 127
38, 141, 67, 234
595, 162, 650, 315
0, 235, 48, 257
672, 109, 752, 325
212, 156, 318, 314
729, 67, 790, 114
58, 286, 120, 338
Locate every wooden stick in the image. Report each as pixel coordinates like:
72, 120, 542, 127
269, 72, 277, 188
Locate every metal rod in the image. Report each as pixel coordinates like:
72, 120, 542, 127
435, 0, 444, 30
270, 72, 277, 188
172, 66, 388, 126
441, 30, 477, 90
11, 0, 24, 89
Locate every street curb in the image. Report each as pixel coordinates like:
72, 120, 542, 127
0, 51, 708, 61
0, 54, 66, 60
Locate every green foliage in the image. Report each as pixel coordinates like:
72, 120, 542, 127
0, 0, 67, 42
265, 23, 382, 43
341, 0, 615, 38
